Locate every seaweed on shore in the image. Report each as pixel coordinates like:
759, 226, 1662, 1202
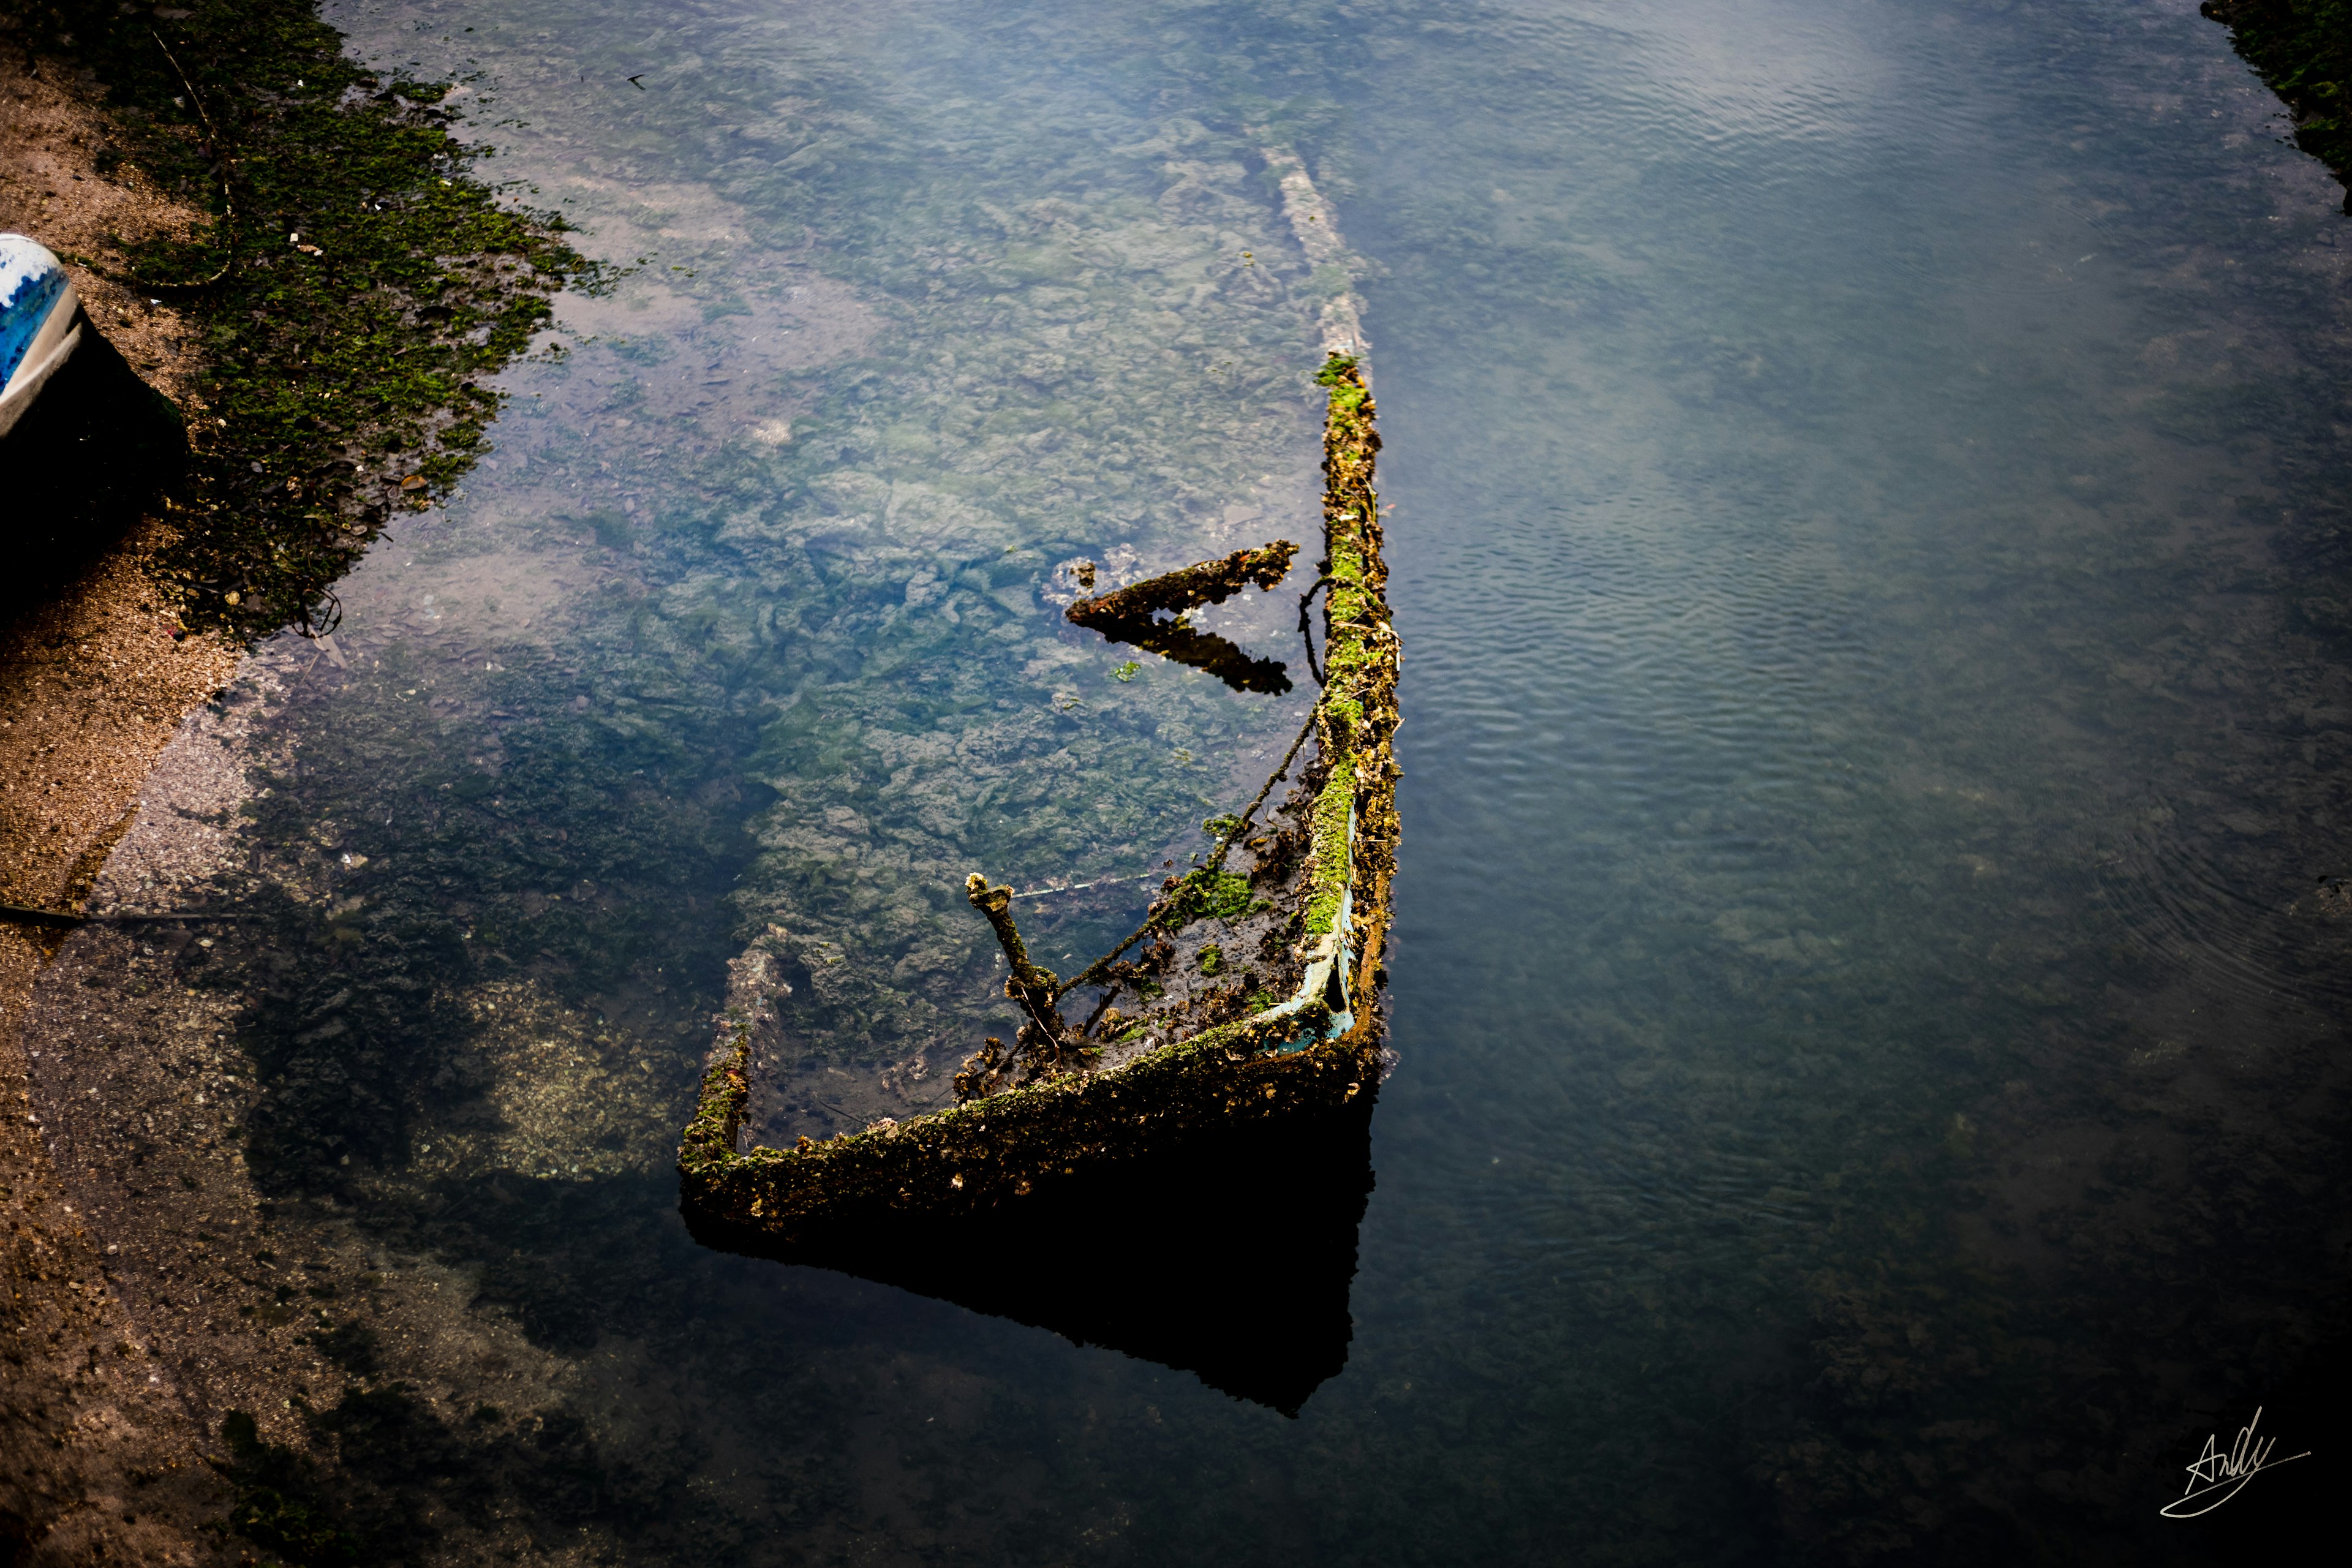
2203, 0, 2352, 206
14, 1, 600, 639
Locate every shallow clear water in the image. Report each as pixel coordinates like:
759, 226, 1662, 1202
28, 0, 2352, 1560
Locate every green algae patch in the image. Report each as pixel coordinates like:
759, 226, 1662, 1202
680, 354, 1402, 1235
25, 0, 599, 639
1304, 756, 1357, 939
1164, 867, 1263, 926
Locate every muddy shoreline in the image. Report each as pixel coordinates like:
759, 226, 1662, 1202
0, 6, 584, 1556
0, 39, 256, 1566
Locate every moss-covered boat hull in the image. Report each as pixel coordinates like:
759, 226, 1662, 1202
678, 357, 1398, 1404
685, 1076, 1377, 1414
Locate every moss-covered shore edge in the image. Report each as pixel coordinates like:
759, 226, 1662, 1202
2203, 0, 2352, 206
677, 358, 1403, 1238
19, 0, 597, 639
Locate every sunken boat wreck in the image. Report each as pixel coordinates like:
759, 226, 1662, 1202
679, 355, 1401, 1412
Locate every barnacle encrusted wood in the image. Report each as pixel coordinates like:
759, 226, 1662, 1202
1063, 539, 1298, 629
1062, 538, 1303, 693
678, 355, 1399, 1240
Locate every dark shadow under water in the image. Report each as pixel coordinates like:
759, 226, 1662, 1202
0, 314, 184, 604
687, 1097, 1378, 1417
1080, 611, 1295, 695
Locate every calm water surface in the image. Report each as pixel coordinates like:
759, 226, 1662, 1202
34, 0, 2352, 1560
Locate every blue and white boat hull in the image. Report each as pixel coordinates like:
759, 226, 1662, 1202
0, 233, 84, 440
0, 233, 187, 591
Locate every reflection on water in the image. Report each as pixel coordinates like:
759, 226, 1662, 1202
20, 0, 2352, 1560
689, 1105, 1378, 1419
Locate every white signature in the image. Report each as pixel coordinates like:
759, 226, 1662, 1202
2160, 1406, 2311, 1518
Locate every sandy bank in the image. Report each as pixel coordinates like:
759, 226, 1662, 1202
1, 45, 244, 1568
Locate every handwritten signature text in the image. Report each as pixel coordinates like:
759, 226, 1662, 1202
2160, 1406, 2310, 1519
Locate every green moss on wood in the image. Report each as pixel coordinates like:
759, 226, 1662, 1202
1163, 867, 1262, 926
1303, 755, 1357, 938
